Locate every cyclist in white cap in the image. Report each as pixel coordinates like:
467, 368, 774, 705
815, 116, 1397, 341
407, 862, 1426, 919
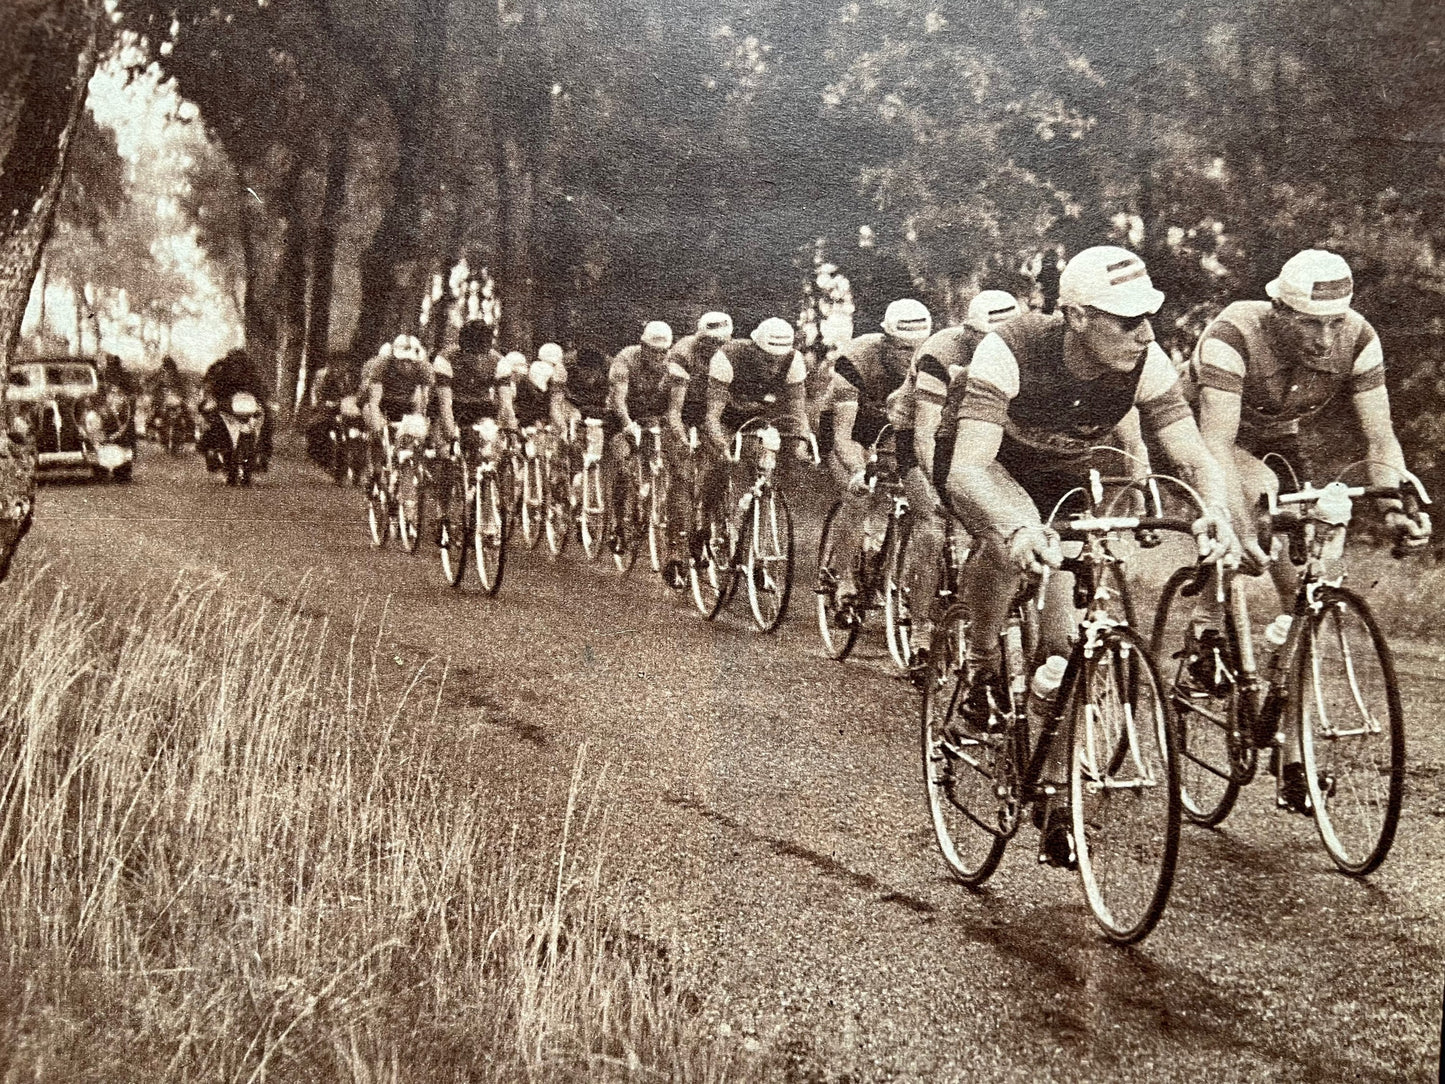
667, 311, 734, 437
363, 333, 434, 439
826, 298, 934, 614
944, 245, 1237, 868
1191, 248, 1430, 812
606, 321, 690, 573
886, 290, 1023, 673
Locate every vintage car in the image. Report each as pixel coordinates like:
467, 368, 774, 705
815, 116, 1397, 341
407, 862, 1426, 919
6, 358, 135, 482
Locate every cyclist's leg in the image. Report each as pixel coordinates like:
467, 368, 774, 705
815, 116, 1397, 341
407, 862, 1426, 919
661, 429, 691, 584
826, 449, 872, 601
604, 429, 634, 525
902, 464, 946, 653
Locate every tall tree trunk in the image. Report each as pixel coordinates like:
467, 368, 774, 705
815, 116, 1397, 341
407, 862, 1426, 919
273, 194, 308, 422
0, 0, 100, 581
352, 0, 449, 355
303, 120, 350, 397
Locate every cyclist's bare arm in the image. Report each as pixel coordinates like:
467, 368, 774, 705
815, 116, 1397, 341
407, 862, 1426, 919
704, 377, 731, 453
1197, 384, 1267, 560
666, 381, 687, 441
946, 417, 1039, 535
436, 385, 459, 441
830, 382, 866, 476
1153, 414, 1240, 562
1111, 407, 1152, 479
912, 397, 942, 481
495, 380, 518, 430
364, 382, 385, 434
548, 388, 571, 432
608, 370, 633, 432
1354, 382, 1430, 538
784, 378, 811, 443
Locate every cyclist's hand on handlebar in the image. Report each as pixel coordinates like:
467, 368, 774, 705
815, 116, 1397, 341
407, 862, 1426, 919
1008, 526, 1063, 576
1386, 508, 1431, 554
795, 431, 819, 463
1192, 514, 1240, 568
846, 468, 871, 495
1235, 532, 1271, 576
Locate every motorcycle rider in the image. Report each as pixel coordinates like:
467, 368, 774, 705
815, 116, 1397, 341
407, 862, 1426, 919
199, 349, 274, 473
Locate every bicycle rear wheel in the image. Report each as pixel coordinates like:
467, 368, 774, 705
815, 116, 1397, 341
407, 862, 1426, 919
921, 603, 1009, 885
1071, 625, 1181, 945
474, 473, 508, 596
366, 471, 391, 548
396, 456, 426, 555
744, 487, 793, 633
1295, 587, 1403, 876
1150, 565, 1243, 827
438, 463, 469, 588
882, 518, 913, 671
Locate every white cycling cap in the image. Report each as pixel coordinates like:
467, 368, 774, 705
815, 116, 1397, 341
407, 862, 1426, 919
881, 298, 932, 343
697, 311, 734, 339
751, 317, 796, 357
502, 350, 529, 378
1059, 246, 1164, 318
965, 290, 1022, 332
641, 320, 674, 350
1266, 249, 1353, 316
528, 360, 552, 392
537, 342, 564, 366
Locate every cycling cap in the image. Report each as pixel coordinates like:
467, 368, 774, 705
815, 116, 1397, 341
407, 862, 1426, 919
1266, 249, 1353, 316
1059, 246, 1164, 318
537, 342, 564, 366
391, 334, 410, 355
502, 350, 529, 379
641, 320, 674, 350
378, 342, 394, 360
965, 290, 1022, 333
528, 360, 552, 393
751, 317, 796, 357
698, 311, 734, 339
881, 298, 933, 344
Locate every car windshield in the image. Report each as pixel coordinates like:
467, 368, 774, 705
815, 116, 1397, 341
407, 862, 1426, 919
45, 365, 96, 391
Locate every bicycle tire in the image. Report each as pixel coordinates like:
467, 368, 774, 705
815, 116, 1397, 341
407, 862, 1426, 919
330, 431, 347, 485
543, 446, 573, 557
744, 486, 794, 633
647, 467, 668, 574
474, 473, 508, 596
883, 517, 914, 671
1071, 624, 1181, 945
611, 472, 643, 574
815, 499, 861, 660
579, 462, 607, 561
396, 454, 426, 555
518, 451, 545, 550
438, 460, 469, 588
921, 603, 1009, 885
690, 487, 737, 620
1150, 565, 1243, 827
1294, 587, 1404, 876
366, 470, 391, 548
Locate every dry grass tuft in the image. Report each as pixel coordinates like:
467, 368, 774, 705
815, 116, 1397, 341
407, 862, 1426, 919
0, 568, 738, 1082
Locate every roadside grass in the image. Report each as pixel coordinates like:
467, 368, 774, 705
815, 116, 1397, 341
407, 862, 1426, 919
0, 568, 740, 1082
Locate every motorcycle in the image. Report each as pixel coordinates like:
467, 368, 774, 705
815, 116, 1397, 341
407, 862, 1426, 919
79, 385, 136, 483
327, 395, 366, 485
215, 392, 264, 486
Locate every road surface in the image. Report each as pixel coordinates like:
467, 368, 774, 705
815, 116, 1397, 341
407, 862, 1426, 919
18, 443, 1445, 1082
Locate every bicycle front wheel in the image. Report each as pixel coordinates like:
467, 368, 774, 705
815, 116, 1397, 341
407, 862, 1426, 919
921, 603, 1009, 885
543, 449, 574, 557
882, 518, 914, 671
815, 499, 861, 660
438, 463, 469, 588
396, 457, 426, 555
366, 471, 391, 549
1295, 588, 1404, 876
743, 487, 794, 633
689, 494, 736, 620
1150, 566, 1243, 827
474, 473, 508, 596
1071, 625, 1181, 945
578, 462, 606, 560
519, 454, 545, 550
647, 468, 668, 574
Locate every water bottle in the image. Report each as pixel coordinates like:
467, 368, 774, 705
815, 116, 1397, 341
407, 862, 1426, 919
1026, 655, 1069, 729
1263, 614, 1292, 676
1253, 615, 1294, 748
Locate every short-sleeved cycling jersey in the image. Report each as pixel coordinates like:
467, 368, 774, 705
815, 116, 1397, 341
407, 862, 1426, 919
901, 325, 989, 475
608, 345, 688, 422
709, 339, 807, 426
945, 311, 1190, 497
365, 353, 434, 421
513, 357, 569, 428
666, 334, 722, 429
1191, 300, 1385, 439
830, 332, 912, 447
433, 348, 502, 425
